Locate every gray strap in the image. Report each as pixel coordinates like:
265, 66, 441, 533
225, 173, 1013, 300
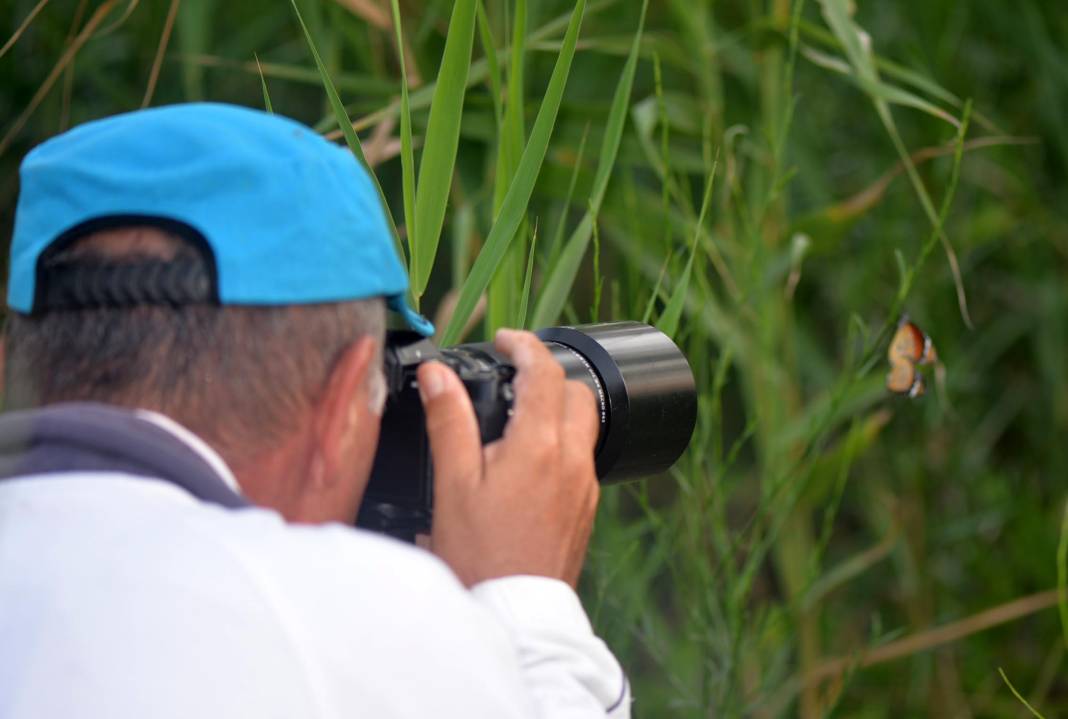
0, 402, 248, 509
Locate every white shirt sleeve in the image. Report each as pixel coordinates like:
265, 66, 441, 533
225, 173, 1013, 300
244, 522, 631, 719
471, 576, 632, 717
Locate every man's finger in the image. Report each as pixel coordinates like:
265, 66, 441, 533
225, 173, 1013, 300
494, 329, 565, 436
417, 361, 483, 490
562, 380, 600, 453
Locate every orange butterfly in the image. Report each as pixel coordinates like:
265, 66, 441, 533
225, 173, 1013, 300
886, 318, 937, 398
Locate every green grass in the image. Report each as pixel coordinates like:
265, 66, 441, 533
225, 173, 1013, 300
3, 0, 1068, 715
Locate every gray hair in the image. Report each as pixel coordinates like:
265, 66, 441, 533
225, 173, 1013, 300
3, 227, 386, 464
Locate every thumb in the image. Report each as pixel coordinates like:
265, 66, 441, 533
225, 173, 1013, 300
417, 361, 483, 491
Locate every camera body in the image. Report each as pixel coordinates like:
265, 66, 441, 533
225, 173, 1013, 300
356, 334, 519, 537
356, 322, 696, 540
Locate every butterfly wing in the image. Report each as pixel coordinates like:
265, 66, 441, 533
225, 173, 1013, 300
889, 321, 926, 364
886, 358, 917, 394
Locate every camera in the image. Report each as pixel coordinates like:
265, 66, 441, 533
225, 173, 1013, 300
356, 322, 697, 540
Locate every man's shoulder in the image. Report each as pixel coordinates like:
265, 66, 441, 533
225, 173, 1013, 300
2, 471, 459, 601
205, 501, 456, 590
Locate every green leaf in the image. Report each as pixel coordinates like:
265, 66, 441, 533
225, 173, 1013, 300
410, 0, 478, 303
389, 0, 416, 264
290, 0, 408, 272
529, 0, 648, 328
439, 0, 587, 346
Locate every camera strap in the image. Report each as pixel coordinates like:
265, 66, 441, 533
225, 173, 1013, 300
0, 402, 249, 510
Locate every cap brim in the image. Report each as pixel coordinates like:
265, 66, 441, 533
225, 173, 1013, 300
387, 294, 435, 337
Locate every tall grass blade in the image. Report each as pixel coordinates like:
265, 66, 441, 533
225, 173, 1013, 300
291, 0, 407, 266
641, 256, 670, 325
254, 54, 274, 113
410, 0, 478, 303
530, 0, 648, 328
818, 0, 972, 327
800, 44, 959, 127
439, 0, 587, 346
546, 123, 590, 268
498, 0, 528, 207
389, 0, 417, 261
517, 221, 538, 328
657, 159, 716, 338
341, 0, 618, 134
475, 0, 504, 130
998, 668, 1048, 719
485, 0, 527, 333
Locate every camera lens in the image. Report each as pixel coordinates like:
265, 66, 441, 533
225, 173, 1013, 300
534, 322, 697, 481
360, 322, 697, 537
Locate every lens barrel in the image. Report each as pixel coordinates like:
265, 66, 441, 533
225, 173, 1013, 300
534, 322, 696, 481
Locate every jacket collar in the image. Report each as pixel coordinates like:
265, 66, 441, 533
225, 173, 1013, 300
0, 402, 249, 509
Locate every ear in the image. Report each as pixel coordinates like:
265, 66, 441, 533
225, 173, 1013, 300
311, 335, 380, 489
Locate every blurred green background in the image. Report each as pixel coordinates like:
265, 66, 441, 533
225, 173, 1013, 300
3, 0, 1067, 716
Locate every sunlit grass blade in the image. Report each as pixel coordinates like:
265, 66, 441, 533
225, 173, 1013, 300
389, 0, 417, 262
439, 0, 587, 346
254, 53, 274, 113
530, 0, 648, 328
409, 0, 478, 304
291, 0, 407, 266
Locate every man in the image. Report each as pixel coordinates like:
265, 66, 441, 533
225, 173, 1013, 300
0, 103, 629, 717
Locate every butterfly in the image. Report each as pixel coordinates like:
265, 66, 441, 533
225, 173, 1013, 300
886, 318, 937, 398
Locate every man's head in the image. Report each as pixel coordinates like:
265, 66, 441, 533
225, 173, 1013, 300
3, 103, 433, 523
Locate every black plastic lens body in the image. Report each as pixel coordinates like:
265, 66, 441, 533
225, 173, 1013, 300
357, 322, 697, 540
537, 323, 697, 481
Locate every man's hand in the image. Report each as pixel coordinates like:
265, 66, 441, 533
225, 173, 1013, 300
416, 329, 600, 588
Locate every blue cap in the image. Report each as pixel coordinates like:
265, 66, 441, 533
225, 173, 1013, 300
8, 102, 434, 335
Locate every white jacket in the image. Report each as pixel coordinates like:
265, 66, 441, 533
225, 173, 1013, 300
0, 410, 630, 718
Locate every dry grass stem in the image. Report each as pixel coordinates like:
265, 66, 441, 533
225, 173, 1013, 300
0, 0, 52, 59
141, 0, 181, 108
0, 0, 119, 158
803, 590, 1060, 687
